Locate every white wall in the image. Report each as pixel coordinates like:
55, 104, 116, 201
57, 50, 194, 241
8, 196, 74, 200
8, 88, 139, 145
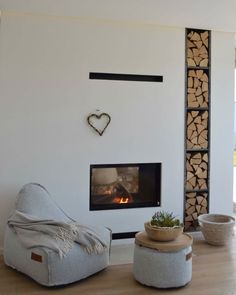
1, 0, 236, 33
211, 32, 235, 212
0, 1, 235, 250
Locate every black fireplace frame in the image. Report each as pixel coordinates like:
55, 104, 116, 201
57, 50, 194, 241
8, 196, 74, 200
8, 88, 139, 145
89, 162, 161, 211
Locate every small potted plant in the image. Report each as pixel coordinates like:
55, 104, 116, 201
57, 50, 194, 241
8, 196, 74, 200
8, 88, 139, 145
144, 211, 183, 241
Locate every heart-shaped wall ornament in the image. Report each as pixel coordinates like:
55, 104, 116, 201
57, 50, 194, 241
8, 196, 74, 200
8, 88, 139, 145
87, 112, 111, 136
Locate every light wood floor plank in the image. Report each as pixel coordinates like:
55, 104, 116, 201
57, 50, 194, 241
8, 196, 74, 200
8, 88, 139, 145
1, 232, 236, 294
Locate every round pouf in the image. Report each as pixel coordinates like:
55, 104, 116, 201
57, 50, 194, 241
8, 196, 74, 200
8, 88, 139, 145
133, 232, 193, 289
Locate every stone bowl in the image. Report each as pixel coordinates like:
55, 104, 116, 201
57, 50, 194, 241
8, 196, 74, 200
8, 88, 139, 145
144, 222, 183, 242
198, 214, 235, 246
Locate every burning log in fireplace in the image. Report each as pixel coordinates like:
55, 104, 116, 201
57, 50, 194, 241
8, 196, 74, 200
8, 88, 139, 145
90, 163, 161, 210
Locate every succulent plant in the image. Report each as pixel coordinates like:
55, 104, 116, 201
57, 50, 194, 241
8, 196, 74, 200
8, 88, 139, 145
150, 211, 182, 227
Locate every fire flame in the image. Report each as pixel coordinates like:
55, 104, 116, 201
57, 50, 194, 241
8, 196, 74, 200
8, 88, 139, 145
119, 197, 129, 204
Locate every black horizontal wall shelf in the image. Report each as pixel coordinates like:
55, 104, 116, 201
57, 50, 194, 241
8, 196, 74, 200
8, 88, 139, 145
89, 72, 163, 82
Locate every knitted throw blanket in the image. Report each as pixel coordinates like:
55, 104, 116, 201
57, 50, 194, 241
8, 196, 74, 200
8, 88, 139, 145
8, 210, 108, 258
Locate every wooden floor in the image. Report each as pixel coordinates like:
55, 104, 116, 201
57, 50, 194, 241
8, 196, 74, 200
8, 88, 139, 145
1, 232, 236, 295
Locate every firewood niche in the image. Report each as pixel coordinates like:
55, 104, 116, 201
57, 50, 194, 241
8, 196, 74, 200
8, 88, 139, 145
184, 28, 211, 231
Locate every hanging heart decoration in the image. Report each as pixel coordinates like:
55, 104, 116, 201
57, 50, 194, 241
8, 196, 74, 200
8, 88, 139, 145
87, 112, 111, 136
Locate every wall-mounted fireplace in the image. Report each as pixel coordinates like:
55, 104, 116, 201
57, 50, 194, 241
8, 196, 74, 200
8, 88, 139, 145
90, 163, 161, 210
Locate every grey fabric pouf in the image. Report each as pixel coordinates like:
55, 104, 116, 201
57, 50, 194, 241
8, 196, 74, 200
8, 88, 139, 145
133, 232, 193, 289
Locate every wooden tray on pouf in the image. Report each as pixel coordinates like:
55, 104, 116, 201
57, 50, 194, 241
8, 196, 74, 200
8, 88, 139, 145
135, 231, 193, 252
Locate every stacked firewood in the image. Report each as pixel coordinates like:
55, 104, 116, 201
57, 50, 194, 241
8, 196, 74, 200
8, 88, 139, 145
186, 110, 208, 149
187, 69, 209, 108
185, 192, 208, 230
186, 152, 208, 191
187, 30, 209, 67
184, 29, 210, 231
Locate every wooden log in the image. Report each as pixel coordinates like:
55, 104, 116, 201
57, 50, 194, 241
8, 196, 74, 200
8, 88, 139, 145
193, 48, 199, 57
199, 45, 208, 55
194, 77, 200, 88
187, 198, 196, 205
187, 31, 194, 38
188, 101, 199, 108
186, 182, 193, 190
186, 161, 194, 172
191, 137, 198, 145
196, 196, 204, 204
192, 212, 198, 220
199, 58, 208, 67
184, 221, 192, 230
187, 171, 194, 181
191, 111, 199, 118
203, 38, 208, 48
191, 32, 201, 41
190, 130, 198, 140
189, 176, 196, 187
188, 93, 197, 103
186, 205, 196, 215
200, 162, 208, 170
197, 123, 205, 133
202, 119, 208, 127
199, 53, 208, 59
190, 158, 201, 165
193, 164, 198, 171
194, 56, 202, 66
187, 48, 194, 58
187, 112, 194, 124
200, 130, 208, 140
200, 141, 208, 148
200, 31, 209, 42
185, 215, 193, 222
203, 153, 208, 162
198, 135, 207, 145
197, 95, 203, 106
188, 122, 197, 131
187, 58, 196, 66
202, 81, 208, 92
203, 91, 208, 102
195, 87, 202, 96
192, 152, 201, 159
187, 192, 196, 198
200, 182, 207, 189
198, 179, 206, 186
195, 167, 203, 175
187, 129, 193, 140
187, 140, 194, 149
201, 198, 207, 207
196, 205, 201, 213
194, 116, 201, 124
196, 70, 204, 79
188, 70, 196, 77
200, 207, 207, 214
186, 203, 191, 210
188, 88, 196, 94
195, 41, 203, 49
200, 73, 208, 82
198, 170, 207, 179
188, 77, 194, 88
202, 111, 208, 119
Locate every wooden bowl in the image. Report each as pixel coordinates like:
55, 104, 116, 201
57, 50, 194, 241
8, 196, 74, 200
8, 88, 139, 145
144, 222, 183, 242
